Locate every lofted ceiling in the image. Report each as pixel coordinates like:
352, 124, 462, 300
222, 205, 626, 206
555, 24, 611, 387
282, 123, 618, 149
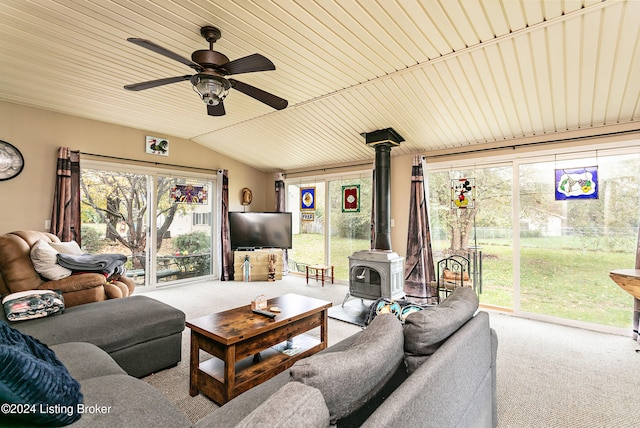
0, 0, 638, 173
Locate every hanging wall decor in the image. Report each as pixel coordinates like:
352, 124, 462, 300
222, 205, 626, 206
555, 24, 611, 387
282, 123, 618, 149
171, 184, 208, 204
342, 184, 360, 212
300, 186, 315, 210
146, 136, 169, 156
555, 166, 598, 200
451, 178, 476, 209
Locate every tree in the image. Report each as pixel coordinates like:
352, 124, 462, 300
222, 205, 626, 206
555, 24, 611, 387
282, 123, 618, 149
430, 166, 512, 251
81, 170, 181, 268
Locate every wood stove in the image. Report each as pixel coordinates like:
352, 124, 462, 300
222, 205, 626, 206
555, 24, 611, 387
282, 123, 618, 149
346, 128, 405, 304
349, 250, 404, 300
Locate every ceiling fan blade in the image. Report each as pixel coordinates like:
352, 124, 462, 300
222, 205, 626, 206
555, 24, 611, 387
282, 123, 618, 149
229, 79, 288, 111
222, 53, 275, 75
207, 102, 226, 116
124, 75, 192, 91
127, 38, 203, 72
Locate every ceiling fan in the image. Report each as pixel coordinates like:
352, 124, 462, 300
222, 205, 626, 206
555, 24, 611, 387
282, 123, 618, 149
124, 26, 288, 116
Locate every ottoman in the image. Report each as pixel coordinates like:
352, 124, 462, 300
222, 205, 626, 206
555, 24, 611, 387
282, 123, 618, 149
1, 295, 185, 377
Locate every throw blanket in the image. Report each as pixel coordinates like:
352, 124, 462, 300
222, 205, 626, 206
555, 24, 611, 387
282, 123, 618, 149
3, 290, 65, 322
57, 253, 127, 277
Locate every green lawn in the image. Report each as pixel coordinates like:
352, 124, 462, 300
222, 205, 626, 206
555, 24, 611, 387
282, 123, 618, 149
291, 233, 635, 328
289, 234, 368, 280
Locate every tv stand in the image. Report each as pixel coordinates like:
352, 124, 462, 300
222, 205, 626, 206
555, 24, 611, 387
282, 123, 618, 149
233, 249, 283, 281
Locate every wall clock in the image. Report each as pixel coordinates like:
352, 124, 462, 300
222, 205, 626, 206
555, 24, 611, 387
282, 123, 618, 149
0, 140, 24, 181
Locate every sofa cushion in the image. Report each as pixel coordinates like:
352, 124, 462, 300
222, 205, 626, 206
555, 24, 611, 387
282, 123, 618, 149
290, 313, 404, 423
51, 342, 126, 381
0, 320, 83, 426
235, 381, 329, 428
30, 239, 72, 280
49, 240, 84, 255
2, 289, 65, 322
69, 374, 191, 428
403, 286, 478, 374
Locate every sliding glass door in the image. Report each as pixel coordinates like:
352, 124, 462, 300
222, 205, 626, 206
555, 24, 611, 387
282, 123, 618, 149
328, 176, 372, 280
287, 181, 326, 274
426, 145, 640, 330
80, 161, 215, 289
518, 153, 640, 327
286, 172, 373, 281
427, 165, 514, 309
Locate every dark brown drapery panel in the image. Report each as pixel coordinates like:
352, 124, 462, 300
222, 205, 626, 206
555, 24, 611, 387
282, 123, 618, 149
219, 169, 232, 280
404, 155, 437, 303
274, 173, 289, 274
50, 147, 81, 244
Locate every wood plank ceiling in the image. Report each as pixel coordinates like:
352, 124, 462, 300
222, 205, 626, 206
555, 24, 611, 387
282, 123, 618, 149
0, 0, 638, 172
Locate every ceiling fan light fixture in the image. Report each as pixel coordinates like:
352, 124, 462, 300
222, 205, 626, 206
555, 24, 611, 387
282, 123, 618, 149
191, 74, 231, 105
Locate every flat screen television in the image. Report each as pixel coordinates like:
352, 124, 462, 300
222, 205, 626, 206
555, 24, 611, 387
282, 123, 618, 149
228, 212, 292, 250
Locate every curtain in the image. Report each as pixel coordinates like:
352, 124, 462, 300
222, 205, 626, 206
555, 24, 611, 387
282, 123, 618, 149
218, 169, 233, 280
50, 147, 81, 244
274, 173, 289, 274
403, 155, 437, 303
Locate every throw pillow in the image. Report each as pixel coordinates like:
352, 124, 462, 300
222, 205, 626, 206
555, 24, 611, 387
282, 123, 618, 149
403, 286, 479, 374
49, 240, 84, 256
2, 290, 65, 322
30, 239, 72, 280
235, 382, 329, 428
290, 314, 404, 424
0, 321, 83, 426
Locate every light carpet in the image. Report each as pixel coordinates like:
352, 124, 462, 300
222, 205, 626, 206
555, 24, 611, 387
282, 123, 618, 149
141, 276, 640, 427
141, 276, 361, 424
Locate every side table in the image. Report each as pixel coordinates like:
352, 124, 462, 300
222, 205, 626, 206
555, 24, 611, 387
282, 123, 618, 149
306, 265, 334, 287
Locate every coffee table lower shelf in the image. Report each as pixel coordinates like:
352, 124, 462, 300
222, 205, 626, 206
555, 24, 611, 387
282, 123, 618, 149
195, 334, 321, 404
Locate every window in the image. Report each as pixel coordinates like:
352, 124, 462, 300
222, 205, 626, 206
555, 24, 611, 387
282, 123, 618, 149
426, 144, 640, 330
286, 172, 372, 280
193, 212, 212, 226
287, 181, 326, 273
428, 165, 514, 309
81, 161, 216, 289
518, 153, 640, 327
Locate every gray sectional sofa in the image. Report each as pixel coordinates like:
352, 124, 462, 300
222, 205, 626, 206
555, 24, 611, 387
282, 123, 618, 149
200, 287, 498, 428
2, 287, 497, 427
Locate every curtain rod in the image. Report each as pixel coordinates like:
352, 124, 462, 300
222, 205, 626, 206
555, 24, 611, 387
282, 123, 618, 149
286, 128, 639, 177
79, 152, 222, 174
284, 161, 374, 178
425, 128, 640, 160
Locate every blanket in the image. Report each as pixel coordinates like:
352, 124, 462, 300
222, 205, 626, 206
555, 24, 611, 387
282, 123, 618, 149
3, 290, 65, 322
56, 253, 127, 277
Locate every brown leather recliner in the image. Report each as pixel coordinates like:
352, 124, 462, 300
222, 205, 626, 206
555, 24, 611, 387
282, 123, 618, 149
0, 231, 135, 308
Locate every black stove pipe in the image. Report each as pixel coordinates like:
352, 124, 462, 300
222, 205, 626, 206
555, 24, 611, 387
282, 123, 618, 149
362, 128, 403, 252
373, 144, 392, 251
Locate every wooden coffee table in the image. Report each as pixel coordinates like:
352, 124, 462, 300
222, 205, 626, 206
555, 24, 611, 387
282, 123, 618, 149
186, 293, 332, 405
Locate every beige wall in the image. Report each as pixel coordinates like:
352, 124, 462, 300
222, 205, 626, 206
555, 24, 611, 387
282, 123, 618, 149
389, 154, 413, 258
0, 101, 271, 233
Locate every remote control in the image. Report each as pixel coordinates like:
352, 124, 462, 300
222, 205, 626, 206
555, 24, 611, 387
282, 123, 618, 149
252, 308, 277, 319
